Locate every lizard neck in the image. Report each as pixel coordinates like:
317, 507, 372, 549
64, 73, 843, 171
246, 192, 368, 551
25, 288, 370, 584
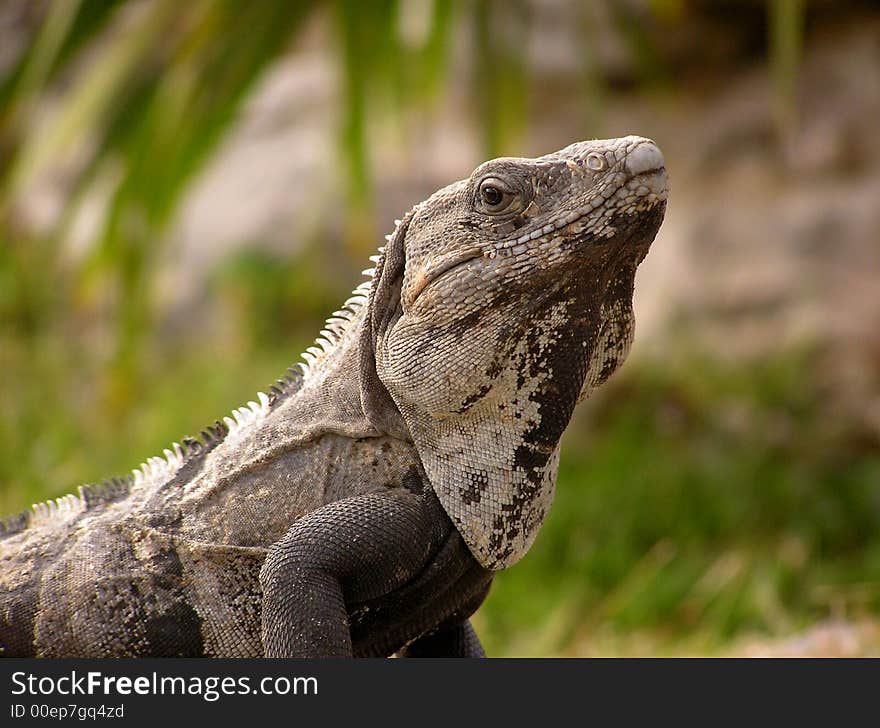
284, 306, 380, 441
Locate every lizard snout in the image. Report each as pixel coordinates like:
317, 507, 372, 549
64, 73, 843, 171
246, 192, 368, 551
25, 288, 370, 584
625, 140, 665, 176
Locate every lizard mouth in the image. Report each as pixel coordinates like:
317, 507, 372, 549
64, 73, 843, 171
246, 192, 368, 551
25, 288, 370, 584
410, 248, 485, 303
628, 167, 668, 195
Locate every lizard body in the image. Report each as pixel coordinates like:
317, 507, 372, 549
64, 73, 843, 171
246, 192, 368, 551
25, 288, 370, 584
0, 136, 667, 657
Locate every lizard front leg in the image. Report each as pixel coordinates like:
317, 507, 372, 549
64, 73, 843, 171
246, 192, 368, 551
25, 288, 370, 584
259, 488, 449, 657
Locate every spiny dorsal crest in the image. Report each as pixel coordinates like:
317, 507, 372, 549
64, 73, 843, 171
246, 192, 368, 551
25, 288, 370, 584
0, 228, 398, 539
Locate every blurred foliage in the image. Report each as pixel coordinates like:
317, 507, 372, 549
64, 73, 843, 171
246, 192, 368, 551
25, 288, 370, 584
4, 0, 869, 656
2, 0, 321, 415
769, 0, 804, 141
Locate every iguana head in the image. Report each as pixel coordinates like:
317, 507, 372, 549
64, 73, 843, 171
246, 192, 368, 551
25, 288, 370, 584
361, 136, 668, 569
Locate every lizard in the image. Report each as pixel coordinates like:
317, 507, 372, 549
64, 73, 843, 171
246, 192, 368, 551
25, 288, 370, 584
0, 136, 667, 657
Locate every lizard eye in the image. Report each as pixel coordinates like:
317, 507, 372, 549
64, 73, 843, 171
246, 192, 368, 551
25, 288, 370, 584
477, 177, 514, 213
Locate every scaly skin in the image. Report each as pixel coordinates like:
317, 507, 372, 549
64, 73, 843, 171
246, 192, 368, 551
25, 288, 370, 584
0, 137, 667, 657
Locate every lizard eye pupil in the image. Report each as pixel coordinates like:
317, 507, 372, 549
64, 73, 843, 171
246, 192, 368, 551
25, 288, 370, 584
482, 185, 502, 206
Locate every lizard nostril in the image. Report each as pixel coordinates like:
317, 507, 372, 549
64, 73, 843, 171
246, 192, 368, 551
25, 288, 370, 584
625, 142, 664, 176
585, 153, 605, 171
